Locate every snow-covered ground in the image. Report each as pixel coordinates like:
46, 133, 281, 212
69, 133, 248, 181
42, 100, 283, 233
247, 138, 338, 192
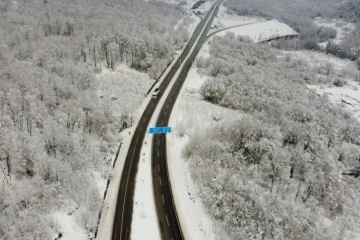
95, 65, 153, 118
212, 5, 265, 29
131, 133, 161, 240
96, 9, 204, 240
167, 80, 242, 240
131, 5, 222, 239
314, 18, 355, 44
52, 211, 88, 240
163, 31, 246, 239
286, 50, 359, 73
286, 50, 360, 121
212, 19, 298, 42
194, 0, 214, 13
206, 5, 297, 42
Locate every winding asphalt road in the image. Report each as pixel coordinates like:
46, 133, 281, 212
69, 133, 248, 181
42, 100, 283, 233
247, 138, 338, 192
151, 1, 222, 240
111, 1, 222, 239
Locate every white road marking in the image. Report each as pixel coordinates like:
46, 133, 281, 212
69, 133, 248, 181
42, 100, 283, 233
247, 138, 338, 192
159, 177, 162, 186
162, 194, 165, 203
157, 150, 159, 157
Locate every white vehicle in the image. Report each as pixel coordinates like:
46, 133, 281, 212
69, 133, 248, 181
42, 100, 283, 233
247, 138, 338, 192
152, 88, 160, 99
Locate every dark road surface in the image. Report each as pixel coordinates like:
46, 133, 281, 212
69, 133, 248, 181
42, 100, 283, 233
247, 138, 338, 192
151, 1, 222, 240
111, 1, 222, 240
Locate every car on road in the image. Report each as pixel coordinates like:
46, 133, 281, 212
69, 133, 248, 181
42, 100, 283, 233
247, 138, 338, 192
152, 88, 160, 99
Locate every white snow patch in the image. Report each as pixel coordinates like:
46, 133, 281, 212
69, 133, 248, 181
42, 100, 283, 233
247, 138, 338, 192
213, 5, 265, 29
308, 82, 360, 121
213, 19, 297, 42
52, 211, 87, 240
91, 171, 108, 198
285, 50, 360, 121
95, 64, 153, 117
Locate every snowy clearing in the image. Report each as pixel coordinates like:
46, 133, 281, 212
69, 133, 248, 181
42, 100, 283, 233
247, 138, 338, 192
308, 82, 360, 121
131, 132, 161, 240
285, 50, 360, 122
95, 65, 153, 117
52, 211, 88, 240
212, 19, 297, 42
314, 17, 355, 44
212, 5, 265, 29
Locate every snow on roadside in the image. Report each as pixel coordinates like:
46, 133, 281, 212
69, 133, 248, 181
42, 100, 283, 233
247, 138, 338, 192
95, 65, 154, 118
131, 11, 211, 239
91, 171, 108, 198
195, 0, 215, 13
213, 19, 297, 42
308, 82, 360, 121
166, 37, 244, 239
284, 50, 358, 72
96, 8, 203, 239
188, 14, 201, 35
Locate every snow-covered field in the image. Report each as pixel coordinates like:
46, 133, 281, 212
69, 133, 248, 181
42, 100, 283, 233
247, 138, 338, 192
131, 132, 161, 240
212, 5, 264, 29
151, 0, 214, 12
167, 77, 242, 240
213, 19, 298, 42
286, 50, 360, 121
52, 211, 88, 240
194, 0, 215, 13
163, 34, 247, 239
308, 82, 360, 120
286, 50, 359, 72
314, 17, 355, 44
206, 5, 297, 42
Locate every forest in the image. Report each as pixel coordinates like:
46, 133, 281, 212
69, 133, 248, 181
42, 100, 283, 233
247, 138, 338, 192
0, 0, 190, 238
185, 33, 360, 240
